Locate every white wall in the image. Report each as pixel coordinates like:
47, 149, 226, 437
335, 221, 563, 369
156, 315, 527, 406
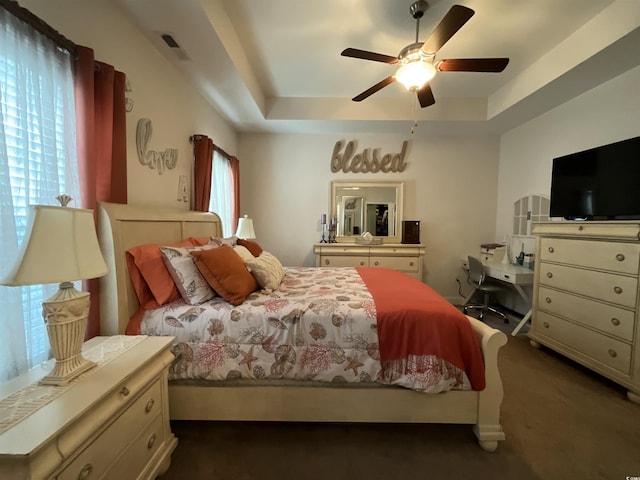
494, 65, 640, 312
23, 0, 639, 305
238, 133, 501, 300
497, 65, 640, 241
22, 0, 237, 209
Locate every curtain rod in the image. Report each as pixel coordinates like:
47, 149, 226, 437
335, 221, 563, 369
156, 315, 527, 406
1, 0, 78, 58
189, 135, 233, 160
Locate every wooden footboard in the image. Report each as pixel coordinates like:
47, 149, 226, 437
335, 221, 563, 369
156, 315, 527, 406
467, 315, 508, 451
169, 316, 507, 451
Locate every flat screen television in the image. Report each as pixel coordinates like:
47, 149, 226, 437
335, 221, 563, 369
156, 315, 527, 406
549, 135, 640, 220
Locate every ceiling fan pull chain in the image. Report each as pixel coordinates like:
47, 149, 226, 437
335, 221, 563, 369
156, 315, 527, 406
410, 94, 418, 135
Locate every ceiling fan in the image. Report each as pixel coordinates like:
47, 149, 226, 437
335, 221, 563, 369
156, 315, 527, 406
341, 1, 509, 108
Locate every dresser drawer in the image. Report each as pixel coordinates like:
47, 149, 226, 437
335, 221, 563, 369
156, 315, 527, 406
539, 263, 638, 308
536, 311, 631, 374
370, 255, 419, 272
57, 379, 162, 480
539, 237, 640, 274
320, 255, 368, 267
537, 286, 635, 341
102, 413, 165, 480
369, 246, 421, 256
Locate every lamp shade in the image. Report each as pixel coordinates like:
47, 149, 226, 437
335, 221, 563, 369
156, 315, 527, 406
1, 205, 108, 286
235, 214, 256, 240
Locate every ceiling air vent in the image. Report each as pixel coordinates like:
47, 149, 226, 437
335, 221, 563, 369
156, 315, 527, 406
159, 33, 190, 61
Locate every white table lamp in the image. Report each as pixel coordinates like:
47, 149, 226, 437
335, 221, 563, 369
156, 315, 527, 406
1, 197, 109, 385
236, 214, 256, 240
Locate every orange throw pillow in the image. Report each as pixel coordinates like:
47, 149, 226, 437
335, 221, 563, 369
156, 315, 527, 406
191, 245, 258, 305
126, 239, 197, 309
237, 238, 263, 257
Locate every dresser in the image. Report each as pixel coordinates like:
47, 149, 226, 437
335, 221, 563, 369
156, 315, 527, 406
529, 221, 640, 403
0, 335, 177, 479
314, 243, 425, 280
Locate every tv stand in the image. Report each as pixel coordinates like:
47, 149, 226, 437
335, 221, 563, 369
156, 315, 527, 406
530, 221, 640, 403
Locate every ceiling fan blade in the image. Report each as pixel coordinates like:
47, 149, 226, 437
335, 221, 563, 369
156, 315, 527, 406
437, 58, 510, 72
341, 48, 399, 64
417, 84, 435, 108
352, 76, 396, 102
420, 5, 475, 55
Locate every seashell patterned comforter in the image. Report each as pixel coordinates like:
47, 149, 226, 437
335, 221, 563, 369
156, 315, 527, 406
139, 267, 483, 393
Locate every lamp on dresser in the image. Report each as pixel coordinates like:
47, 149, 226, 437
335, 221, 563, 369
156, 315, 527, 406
1, 195, 108, 386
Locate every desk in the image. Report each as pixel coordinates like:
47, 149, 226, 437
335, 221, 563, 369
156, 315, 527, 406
461, 259, 534, 336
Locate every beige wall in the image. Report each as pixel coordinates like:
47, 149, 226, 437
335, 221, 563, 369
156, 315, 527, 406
496, 65, 640, 249
237, 133, 501, 300
494, 65, 640, 312
20, 1, 640, 304
22, 0, 237, 209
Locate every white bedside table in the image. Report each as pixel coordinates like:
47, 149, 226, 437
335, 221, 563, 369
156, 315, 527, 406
0, 335, 177, 480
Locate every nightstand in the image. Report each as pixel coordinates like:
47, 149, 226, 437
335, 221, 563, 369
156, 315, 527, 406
0, 335, 177, 479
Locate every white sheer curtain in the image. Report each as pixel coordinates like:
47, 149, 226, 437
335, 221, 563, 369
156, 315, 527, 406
0, 8, 80, 384
208, 150, 234, 237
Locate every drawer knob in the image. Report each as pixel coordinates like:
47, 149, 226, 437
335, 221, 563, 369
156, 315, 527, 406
543, 322, 549, 328
616, 253, 625, 262
359, 261, 365, 266
409, 262, 414, 267
608, 349, 617, 358
545, 297, 552, 303
611, 317, 621, 326
374, 261, 379, 266
324, 259, 329, 266
546, 272, 553, 278
613, 286, 623, 294
145, 398, 155, 413
78, 464, 93, 480
548, 247, 554, 253
578, 225, 584, 231
120, 386, 130, 397
148, 433, 157, 449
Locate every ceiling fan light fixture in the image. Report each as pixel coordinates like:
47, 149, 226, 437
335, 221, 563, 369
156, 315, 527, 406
395, 60, 436, 91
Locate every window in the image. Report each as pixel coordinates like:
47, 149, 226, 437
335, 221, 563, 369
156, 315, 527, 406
208, 149, 234, 236
0, 8, 80, 383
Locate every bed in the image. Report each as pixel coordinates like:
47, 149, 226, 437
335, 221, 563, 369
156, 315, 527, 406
97, 201, 508, 451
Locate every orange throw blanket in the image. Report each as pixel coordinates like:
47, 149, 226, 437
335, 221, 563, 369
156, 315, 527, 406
357, 267, 486, 390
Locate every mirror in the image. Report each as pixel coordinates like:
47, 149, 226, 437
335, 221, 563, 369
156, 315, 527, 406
330, 181, 404, 243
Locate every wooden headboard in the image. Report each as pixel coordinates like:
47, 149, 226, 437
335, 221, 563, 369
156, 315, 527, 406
97, 202, 223, 335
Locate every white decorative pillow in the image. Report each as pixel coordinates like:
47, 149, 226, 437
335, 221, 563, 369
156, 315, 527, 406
159, 244, 218, 304
233, 245, 255, 264
243, 251, 285, 293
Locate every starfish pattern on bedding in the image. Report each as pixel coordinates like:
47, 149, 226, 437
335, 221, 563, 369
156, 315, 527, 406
239, 346, 258, 370
344, 356, 364, 376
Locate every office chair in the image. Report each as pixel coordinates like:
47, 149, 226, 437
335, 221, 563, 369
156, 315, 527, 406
463, 256, 509, 323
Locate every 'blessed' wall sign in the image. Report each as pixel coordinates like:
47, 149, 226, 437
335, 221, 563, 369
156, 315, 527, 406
331, 140, 408, 173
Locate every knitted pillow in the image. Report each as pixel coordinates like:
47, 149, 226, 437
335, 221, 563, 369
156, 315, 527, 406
243, 251, 285, 293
